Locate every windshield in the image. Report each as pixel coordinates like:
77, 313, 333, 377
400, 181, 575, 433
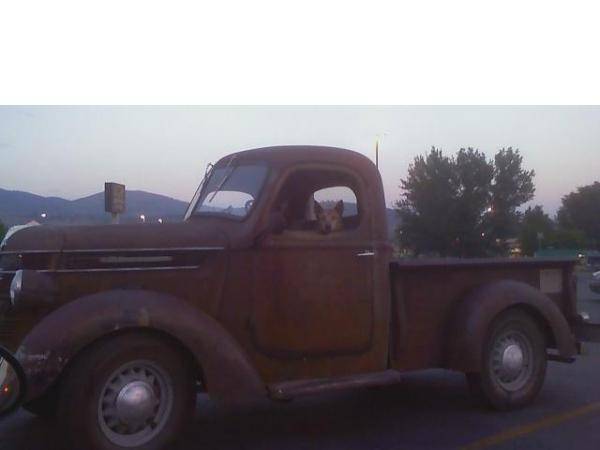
186, 163, 269, 220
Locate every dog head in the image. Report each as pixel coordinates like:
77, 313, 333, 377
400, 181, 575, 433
314, 200, 344, 234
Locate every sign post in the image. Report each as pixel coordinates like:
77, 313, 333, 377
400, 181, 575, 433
104, 182, 126, 224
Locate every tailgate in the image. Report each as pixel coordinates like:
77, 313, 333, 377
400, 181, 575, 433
573, 271, 600, 345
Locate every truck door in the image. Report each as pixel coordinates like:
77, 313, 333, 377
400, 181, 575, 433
250, 166, 376, 359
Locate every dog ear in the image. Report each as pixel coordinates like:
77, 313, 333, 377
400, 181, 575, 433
313, 200, 323, 216
334, 200, 344, 215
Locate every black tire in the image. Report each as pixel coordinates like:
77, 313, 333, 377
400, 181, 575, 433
57, 332, 197, 450
466, 309, 547, 410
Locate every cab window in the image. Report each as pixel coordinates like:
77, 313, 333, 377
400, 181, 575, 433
272, 168, 362, 238
192, 164, 268, 219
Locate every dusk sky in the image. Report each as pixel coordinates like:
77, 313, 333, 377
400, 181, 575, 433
0, 106, 598, 215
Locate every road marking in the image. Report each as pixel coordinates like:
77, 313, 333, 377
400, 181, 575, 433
461, 402, 600, 450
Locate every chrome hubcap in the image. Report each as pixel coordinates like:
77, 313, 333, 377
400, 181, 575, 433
490, 330, 533, 391
115, 381, 157, 428
501, 344, 524, 378
98, 361, 173, 447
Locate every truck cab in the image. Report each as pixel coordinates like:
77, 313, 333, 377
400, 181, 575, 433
207, 147, 393, 382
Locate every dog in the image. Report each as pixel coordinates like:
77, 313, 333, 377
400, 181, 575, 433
313, 200, 344, 234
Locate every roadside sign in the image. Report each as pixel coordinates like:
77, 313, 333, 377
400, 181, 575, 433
105, 182, 125, 224
105, 182, 126, 214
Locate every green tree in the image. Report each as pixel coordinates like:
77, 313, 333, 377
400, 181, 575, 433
519, 205, 554, 256
454, 148, 494, 256
395, 147, 458, 256
557, 181, 600, 248
396, 146, 535, 257
488, 148, 536, 254
546, 228, 587, 249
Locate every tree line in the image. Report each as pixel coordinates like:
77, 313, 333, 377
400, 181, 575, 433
395, 146, 599, 257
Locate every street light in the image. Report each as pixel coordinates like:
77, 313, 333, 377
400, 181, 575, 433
139, 214, 146, 223
40, 213, 47, 219
375, 132, 389, 169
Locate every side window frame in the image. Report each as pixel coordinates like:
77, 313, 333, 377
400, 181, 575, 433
265, 163, 371, 242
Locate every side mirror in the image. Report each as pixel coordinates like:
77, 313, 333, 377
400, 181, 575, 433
0, 346, 26, 418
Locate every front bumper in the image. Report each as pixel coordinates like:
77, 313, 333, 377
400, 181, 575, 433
0, 345, 26, 418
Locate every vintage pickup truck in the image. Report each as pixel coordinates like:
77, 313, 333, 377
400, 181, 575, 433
0, 145, 598, 450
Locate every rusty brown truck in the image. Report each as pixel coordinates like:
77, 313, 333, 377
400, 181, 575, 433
0, 146, 598, 450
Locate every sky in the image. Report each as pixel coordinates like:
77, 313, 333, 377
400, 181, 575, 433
0, 106, 598, 215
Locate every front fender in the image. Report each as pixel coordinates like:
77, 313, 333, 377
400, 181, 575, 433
17, 290, 265, 405
445, 280, 577, 372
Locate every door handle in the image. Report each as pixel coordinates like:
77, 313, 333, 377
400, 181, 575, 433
357, 251, 375, 257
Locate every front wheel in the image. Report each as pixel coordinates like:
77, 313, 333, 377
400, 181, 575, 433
57, 333, 197, 450
466, 309, 547, 410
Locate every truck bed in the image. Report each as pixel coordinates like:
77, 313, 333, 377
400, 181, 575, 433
389, 257, 577, 371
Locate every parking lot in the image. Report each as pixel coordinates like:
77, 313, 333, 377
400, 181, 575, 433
2, 272, 600, 450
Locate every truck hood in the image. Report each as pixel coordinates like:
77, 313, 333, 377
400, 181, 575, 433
1, 221, 228, 270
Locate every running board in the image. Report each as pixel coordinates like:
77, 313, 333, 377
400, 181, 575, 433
268, 369, 403, 401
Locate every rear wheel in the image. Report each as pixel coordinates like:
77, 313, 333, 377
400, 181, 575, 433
57, 333, 197, 450
466, 309, 547, 410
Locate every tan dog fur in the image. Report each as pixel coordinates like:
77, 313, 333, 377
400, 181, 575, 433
313, 200, 344, 234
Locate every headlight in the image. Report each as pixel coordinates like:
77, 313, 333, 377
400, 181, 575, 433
9, 270, 23, 307
7, 270, 56, 308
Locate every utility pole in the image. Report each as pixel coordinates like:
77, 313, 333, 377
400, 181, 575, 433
375, 132, 388, 170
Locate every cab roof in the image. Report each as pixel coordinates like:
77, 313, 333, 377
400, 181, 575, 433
216, 145, 379, 177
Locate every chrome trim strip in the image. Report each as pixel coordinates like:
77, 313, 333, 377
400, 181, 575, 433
64, 246, 225, 253
2, 265, 202, 274
0, 250, 58, 255
40, 265, 202, 274
99, 256, 174, 264
0, 246, 225, 256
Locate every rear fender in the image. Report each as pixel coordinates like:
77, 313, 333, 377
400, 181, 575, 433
16, 290, 265, 405
445, 280, 577, 372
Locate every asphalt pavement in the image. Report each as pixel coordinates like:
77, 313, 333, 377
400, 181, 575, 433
1, 273, 600, 450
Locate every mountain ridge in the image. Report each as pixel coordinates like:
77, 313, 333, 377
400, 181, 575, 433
0, 187, 188, 226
